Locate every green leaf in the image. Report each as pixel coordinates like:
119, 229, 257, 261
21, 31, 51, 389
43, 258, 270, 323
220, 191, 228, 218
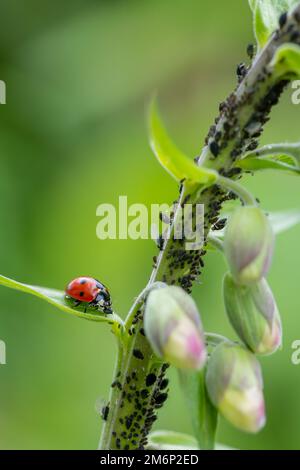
237, 142, 300, 174
146, 431, 234, 450
148, 99, 218, 187
179, 369, 218, 450
270, 43, 300, 78
249, 1, 299, 48
268, 209, 300, 234
147, 431, 199, 450
210, 209, 300, 238
0, 274, 122, 327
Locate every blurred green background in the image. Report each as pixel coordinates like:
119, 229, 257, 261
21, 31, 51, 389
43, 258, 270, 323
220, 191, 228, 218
0, 0, 300, 450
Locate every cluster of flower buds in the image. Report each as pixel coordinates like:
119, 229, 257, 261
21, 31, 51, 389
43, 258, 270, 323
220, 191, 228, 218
206, 342, 266, 433
144, 286, 207, 370
143, 205, 281, 435
223, 206, 282, 355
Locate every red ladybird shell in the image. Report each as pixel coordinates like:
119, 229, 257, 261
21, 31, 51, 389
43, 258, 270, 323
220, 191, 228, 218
66, 277, 100, 303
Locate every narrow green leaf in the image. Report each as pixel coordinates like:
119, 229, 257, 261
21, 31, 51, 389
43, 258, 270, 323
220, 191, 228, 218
147, 431, 199, 450
210, 209, 300, 238
148, 99, 217, 186
146, 431, 234, 450
179, 369, 218, 450
0, 274, 122, 326
237, 154, 300, 173
237, 142, 300, 174
268, 209, 300, 234
249, 1, 299, 48
270, 43, 300, 78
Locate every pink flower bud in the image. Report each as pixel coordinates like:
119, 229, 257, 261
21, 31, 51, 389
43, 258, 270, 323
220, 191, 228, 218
224, 206, 274, 285
144, 286, 206, 370
223, 273, 282, 355
206, 343, 266, 433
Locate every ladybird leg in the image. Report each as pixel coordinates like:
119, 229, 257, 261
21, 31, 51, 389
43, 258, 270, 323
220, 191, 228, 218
95, 293, 111, 314
73, 300, 81, 308
104, 306, 113, 315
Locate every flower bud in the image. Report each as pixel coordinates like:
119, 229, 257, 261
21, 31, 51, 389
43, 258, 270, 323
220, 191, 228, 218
144, 286, 206, 370
206, 343, 266, 433
223, 273, 282, 355
224, 206, 274, 285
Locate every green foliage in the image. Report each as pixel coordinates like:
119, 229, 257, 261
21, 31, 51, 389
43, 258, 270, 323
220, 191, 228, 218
179, 369, 218, 450
0, 274, 122, 327
1, 0, 300, 451
148, 99, 218, 187
147, 430, 199, 450
271, 43, 300, 78
211, 209, 300, 239
268, 209, 300, 233
147, 430, 234, 450
237, 142, 300, 174
249, 0, 299, 47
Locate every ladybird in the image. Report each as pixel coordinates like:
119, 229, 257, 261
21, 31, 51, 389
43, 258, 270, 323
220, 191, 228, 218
65, 276, 112, 314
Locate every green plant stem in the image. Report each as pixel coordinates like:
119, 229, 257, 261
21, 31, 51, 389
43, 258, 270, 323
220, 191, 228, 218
98, 6, 300, 450
218, 175, 258, 206
245, 142, 300, 162
205, 332, 232, 347
207, 234, 224, 252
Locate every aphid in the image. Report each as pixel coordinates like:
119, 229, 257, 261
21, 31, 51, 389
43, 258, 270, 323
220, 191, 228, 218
155, 392, 168, 405
140, 389, 149, 399
65, 276, 112, 314
133, 349, 144, 360
279, 12, 287, 28
291, 31, 300, 42
247, 43, 255, 60
156, 235, 165, 251
212, 218, 227, 231
209, 141, 220, 158
294, 10, 300, 23
111, 380, 122, 390
125, 417, 133, 430
145, 373, 157, 387
159, 378, 169, 390
101, 405, 109, 421
236, 63, 247, 80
